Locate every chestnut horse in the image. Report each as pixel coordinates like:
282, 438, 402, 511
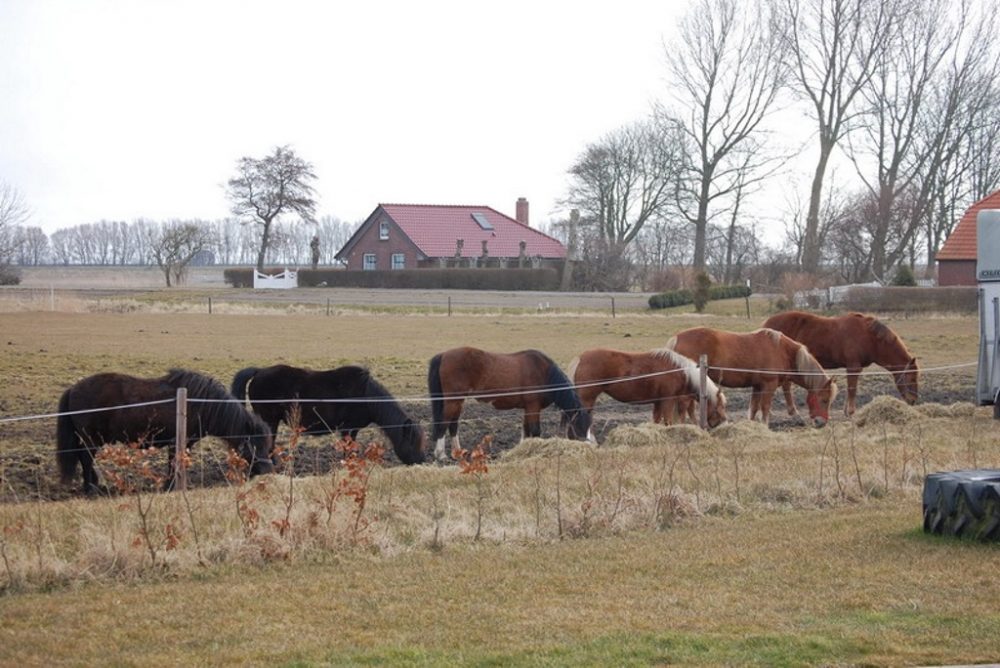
763, 311, 918, 416
427, 347, 593, 461
665, 327, 838, 427
567, 347, 728, 428
57, 369, 274, 495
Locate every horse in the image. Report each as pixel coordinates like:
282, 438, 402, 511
665, 327, 838, 427
231, 364, 426, 465
427, 347, 593, 462
56, 369, 274, 495
763, 311, 918, 416
567, 347, 728, 428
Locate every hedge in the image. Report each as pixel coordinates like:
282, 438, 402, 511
648, 284, 751, 310
224, 267, 562, 291
837, 286, 976, 313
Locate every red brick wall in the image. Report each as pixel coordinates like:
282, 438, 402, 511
937, 260, 976, 286
340, 214, 422, 270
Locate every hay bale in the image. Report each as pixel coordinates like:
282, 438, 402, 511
603, 423, 707, 449
946, 402, 976, 418
854, 395, 923, 427
502, 437, 592, 461
711, 420, 774, 441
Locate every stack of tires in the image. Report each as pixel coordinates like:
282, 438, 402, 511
923, 470, 1000, 540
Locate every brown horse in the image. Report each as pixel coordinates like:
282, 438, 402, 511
763, 311, 918, 416
665, 327, 838, 427
427, 347, 593, 461
567, 347, 728, 428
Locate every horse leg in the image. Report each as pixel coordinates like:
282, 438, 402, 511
434, 399, 463, 462
759, 385, 776, 426
845, 368, 860, 416
79, 447, 103, 496
748, 390, 760, 422
782, 379, 799, 416
521, 409, 542, 441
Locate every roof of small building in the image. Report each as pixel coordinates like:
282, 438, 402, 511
336, 203, 567, 260
937, 190, 1000, 261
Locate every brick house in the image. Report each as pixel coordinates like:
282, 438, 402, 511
937, 190, 1000, 286
334, 200, 567, 271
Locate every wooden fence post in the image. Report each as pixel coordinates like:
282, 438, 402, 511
174, 387, 188, 492
611, 297, 616, 318
698, 354, 708, 430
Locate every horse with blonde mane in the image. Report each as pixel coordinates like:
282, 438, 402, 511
762, 311, 918, 416
567, 347, 727, 428
665, 327, 838, 427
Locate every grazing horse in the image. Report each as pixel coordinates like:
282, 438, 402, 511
763, 311, 918, 416
665, 327, 838, 427
57, 369, 274, 495
427, 347, 593, 461
567, 347, 728, 428
231, 364, 426, 465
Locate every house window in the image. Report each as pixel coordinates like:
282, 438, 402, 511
363, 253, 377, 270
391, 253, 405, 270
379, 220, 390, 240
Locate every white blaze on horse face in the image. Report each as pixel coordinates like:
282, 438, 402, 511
587, 428, 596, 444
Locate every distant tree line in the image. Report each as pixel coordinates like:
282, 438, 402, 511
7, 216, 355, 269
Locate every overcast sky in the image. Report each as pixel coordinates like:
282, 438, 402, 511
1, 0, 698, 234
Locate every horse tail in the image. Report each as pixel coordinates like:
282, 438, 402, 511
56, 389, 81, 484
664, 335, 678, 351
427, 353, 445, 437
230, 367, 260, 409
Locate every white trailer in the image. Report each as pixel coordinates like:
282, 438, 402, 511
976, 210, 1000, 410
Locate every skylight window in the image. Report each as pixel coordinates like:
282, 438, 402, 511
471, 212, 494, 230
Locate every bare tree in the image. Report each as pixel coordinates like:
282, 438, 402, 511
776, 0, 899, 272
849, 0, 999, 279
666, 0, 787, 270
0, 183, 30, 281
146, 221, 216, 287
566, 119, 683, 247
15, 226, 49, 265
226, 145, 317, 272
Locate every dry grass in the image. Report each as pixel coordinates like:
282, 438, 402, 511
0, 306, 993, 664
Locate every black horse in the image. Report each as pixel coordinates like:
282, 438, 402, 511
231, 364, 426, 465
57, 369, 274, 495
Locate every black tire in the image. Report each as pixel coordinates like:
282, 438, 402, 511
923, 470, 1000, 541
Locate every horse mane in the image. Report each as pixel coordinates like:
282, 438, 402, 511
754, 327, 784, 345
664, 335, 678, 350
792, 345, 835, 399
650, 346, 723, 407
164, 368, 268, 440
538, 352, 583, 413
358, 368, 415, 433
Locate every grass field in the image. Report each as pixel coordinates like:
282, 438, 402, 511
0, 280, 996, 666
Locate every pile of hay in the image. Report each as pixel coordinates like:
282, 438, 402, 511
854, 395, 923, 427
914, 401, 977, 419
602, 423, 707, 449
502, 437, 593, 461
710, 420, 774, 441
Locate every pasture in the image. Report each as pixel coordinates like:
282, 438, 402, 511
0, 279, 997, 665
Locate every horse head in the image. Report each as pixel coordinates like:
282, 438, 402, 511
804, 377, 838, 428
563, 407, 594, 442
393, 418, 427, 465
893, 357, 919, 405
239, 430, 276, 476
706, 390, 728, 428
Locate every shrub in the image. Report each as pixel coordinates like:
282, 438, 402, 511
693, 272, 712, 313
890, 264, 917, 287
648, 283, 751, 310
0, 265, 21, 286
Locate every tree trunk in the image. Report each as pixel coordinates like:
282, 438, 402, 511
693, 177, 712, 270
255, 219, 273, 273
801, 138, 835, 273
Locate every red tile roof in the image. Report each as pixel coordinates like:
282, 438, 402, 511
937, 190, 1000, 261
378, 204, 566, 259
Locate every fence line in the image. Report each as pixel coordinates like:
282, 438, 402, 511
0, 361, 978, 426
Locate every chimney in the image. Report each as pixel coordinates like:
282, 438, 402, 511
516, 197, 529, 226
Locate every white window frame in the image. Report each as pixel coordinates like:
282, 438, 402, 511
379, 220, 390, 240
362, 253, 377, 270
391, 253, 405, 270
